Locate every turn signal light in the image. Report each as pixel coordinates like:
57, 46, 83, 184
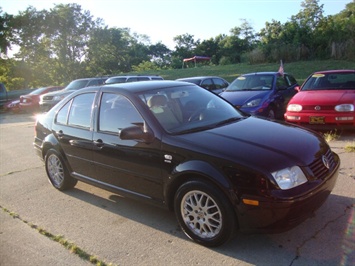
242, 199, 259, 206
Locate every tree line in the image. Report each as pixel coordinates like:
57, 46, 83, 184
0, 0, 354, 90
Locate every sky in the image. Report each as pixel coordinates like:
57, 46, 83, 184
1, 0, 351, 49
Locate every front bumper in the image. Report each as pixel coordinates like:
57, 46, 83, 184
285, 112, 355, 130
237, 153, 340, 233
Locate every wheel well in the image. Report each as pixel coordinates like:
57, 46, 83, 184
42, 143, 53, 159
166, 173, 231, 211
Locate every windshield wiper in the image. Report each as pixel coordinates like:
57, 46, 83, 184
214, 117, 243, 127
175, 125, 216, 135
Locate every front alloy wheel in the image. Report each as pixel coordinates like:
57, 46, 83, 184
175, 180, 236, 247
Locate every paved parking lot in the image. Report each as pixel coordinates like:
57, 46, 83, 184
0, 112, 354, 266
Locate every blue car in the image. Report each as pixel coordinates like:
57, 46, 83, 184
220, 72, 298, 119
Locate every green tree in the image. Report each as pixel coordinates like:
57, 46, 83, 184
0, 8, 14, 56
148, 42, 171, 68
86, 27, 133, 74
47, 4, 102, 80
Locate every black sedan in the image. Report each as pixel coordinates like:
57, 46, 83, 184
177, 76, 229, 94
34, 81, 339, 247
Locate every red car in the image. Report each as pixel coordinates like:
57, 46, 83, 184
285, 70, 355, 130
20, 86, 63, 112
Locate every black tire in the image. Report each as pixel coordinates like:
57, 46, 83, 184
267, 107, 276, 119
174, 180, 237, 247
45, 149, 77, 191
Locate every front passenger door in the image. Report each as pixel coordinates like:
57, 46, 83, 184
92, 92, 163, 200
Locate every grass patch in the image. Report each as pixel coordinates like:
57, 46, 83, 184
128, 59, 355, 84
344, 143, 355, 152
0, 205, 116, 266
323, 130, 340, 142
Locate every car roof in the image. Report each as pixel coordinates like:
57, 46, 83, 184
242, 72, 285, 76
177, 76, 224, 80
107, 75, 162, 78
102, 80, 193, 93
73, 77, 109, 81
312, 69, 355, 74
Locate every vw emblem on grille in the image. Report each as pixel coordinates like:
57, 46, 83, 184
322, 155, 330, 169
315, 106, 321, 111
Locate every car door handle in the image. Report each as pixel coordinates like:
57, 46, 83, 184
56, 130, 64, 139
93, 139, 104, 148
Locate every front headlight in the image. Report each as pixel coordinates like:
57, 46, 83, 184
335, 104, 354, 112
272, 166, 307, 190
287, 104, 302, 112
243, 98, 261, 108
53, 95, 65, 101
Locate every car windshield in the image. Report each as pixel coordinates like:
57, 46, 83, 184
302, 72, 355, 91
65, 80, 89, 91
226, 75, 273, 91
137, 85, 244, 134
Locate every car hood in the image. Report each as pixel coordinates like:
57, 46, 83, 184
291, 90, 355, 105
173, 117, 327, 173
220, 90, 271, 105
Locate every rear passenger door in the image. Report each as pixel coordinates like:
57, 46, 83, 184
52, 93, 96, 177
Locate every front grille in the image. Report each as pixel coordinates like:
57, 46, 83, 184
308, 149, 335, 179
302, 105, 334, 111
43, 95, 53, 101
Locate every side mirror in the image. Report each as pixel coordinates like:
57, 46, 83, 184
294, 86, 301, 92
119, 125, 154, 143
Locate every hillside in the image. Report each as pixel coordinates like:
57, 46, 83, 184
134, 60, 355, 84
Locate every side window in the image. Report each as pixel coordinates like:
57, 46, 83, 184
138, 77, 150, 81
276, 76, 288, 89
213, 78, 227, 89
99, 93, 144, 133
201, 79, 214, 91
56, 100, 71, 124
88, 79, 100, 86
67, 93, 95, 128
127, 77, 139, 82
285, 75, 297, 86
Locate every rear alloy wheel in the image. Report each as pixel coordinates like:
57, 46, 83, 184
45, 149, 77, 191
174, 180, 236, 247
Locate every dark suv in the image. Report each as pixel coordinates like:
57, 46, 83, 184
39, 77, 108, 112
104, 75, 163, 84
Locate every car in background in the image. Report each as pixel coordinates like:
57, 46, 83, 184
219, 72, 298, 119
3, 99, 20, 113
20, 86, 64, 113
34, 80, 339, 247
39, 77, 108, 112
285, 70, 355, 130
104, 75, 163, 84
177, 76, 229, 94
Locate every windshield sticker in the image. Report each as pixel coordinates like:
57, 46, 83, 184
237, 77, 246, 80
312, 74, 325, 78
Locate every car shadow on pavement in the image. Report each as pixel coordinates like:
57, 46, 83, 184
64, 184, 354, 265
218, 193, 354, 265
